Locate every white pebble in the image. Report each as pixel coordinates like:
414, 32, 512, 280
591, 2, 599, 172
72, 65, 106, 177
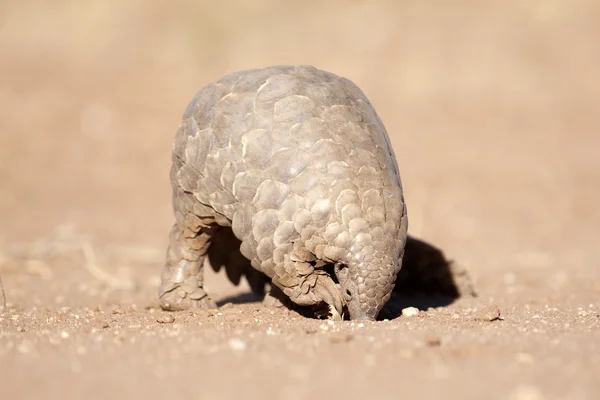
266, 327, 278, 336
228, 338, 247, 351
402, 307, 420, 317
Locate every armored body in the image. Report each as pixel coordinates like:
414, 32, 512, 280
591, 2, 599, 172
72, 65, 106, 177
159, 65, 408, 321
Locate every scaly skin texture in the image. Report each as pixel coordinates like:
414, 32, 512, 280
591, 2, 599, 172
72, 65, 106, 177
159, 65, 408, 321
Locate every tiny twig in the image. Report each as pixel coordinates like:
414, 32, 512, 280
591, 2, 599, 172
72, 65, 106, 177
80, 241, 135, 290
0, 276, 6, 309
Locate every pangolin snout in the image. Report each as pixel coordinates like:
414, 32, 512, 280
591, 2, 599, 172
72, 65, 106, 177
334, 261, 397, 321
334, 263, 377, 321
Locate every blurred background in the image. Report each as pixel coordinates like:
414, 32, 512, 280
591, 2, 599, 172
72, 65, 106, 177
1, 2, 600, 398
0, 0, 599, 302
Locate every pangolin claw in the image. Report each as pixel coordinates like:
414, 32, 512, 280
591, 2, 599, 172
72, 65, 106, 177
159, 283, 216, 311
313, 276, 344, 320
328, 304, 344, 321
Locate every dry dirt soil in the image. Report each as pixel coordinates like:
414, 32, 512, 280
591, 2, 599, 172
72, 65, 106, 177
1, 1, 599, 399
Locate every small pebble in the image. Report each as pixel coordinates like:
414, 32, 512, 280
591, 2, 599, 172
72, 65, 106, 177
402, 307, 420, 317
425, 335, 441, 347
266, 327, 279, 336
328, 332, 353, 344
474, 305, 501, 321
221, 307, 243, 315
111, 305, 124, 315
156, 315, 175, 324
228, 338, 247, 351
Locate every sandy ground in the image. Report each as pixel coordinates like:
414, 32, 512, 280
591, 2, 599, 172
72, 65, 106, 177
1, 1, 599, 399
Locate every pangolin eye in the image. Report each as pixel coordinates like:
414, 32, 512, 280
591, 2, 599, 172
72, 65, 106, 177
335, 263, 349, 275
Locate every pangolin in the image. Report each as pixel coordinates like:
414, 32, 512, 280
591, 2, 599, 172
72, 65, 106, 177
159, 65, 433, 321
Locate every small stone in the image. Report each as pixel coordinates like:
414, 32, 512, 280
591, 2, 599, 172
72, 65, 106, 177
425, 335, 441, 347
156, 315, 175, 324
266, 327, 279, 336
60, 330, 70, 339
402, 307, 420, 317
474, 305, 501, 321
228, 337, 247, 351
111, 305, 124, 315
221, 307, 243, 315
328, 332, 353, 344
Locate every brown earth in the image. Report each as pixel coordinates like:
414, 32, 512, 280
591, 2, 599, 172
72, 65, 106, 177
1, 1, 599, 399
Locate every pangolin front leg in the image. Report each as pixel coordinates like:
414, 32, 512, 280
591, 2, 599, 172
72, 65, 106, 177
271, 259, 344, 321
158, 223, 218, 311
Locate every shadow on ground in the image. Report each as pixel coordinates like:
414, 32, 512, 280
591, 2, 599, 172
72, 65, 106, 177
213, 235, 477, 320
